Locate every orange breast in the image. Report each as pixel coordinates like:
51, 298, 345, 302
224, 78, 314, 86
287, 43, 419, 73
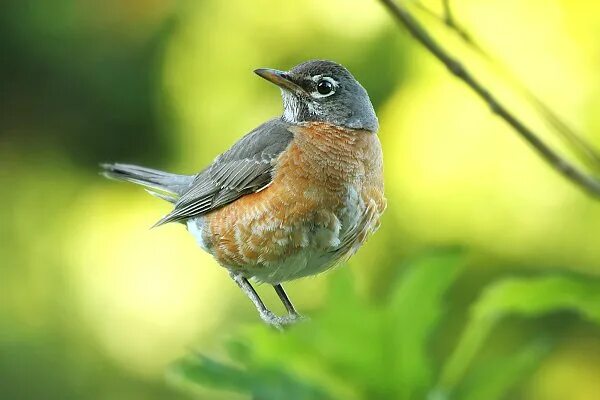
201, 122, 386, 283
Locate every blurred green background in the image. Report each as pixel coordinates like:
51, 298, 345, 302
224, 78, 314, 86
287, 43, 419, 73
1, 0, 600, 399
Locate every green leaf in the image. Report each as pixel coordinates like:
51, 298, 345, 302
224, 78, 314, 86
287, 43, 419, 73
168, 353, 334, 400
169, 354, 253, 394
454, 339, 552, 400
438, 274, 600, 394
385, 249, 465, 399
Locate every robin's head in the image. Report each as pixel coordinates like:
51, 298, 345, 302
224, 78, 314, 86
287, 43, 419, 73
255, 60, 378, 133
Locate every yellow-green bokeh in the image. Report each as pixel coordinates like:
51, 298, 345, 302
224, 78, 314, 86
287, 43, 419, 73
1, 0, 599, 399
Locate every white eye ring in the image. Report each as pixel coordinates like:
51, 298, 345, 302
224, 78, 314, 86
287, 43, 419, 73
311, 76, 337, 98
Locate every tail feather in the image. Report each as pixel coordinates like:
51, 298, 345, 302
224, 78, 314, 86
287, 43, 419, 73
100, 163, 193, 203
144, 188, 178, 203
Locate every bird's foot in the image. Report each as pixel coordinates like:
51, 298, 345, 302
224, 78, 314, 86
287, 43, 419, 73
259, 310, 308, 331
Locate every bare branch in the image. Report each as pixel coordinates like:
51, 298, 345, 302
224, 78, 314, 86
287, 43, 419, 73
379, 0, 600, 197
413, 0, 600, 173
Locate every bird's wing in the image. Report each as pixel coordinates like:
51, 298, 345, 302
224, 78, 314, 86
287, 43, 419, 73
331, 199, 381, 261
153, 118, 294, 226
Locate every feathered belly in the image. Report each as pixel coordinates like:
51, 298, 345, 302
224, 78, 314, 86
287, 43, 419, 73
187, 124, 385, 284
186, 184, 383, 284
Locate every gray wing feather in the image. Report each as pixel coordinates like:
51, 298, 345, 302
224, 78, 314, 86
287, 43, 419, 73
153, 118, 293, 226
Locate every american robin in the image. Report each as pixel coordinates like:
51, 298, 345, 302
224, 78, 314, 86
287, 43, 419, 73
102, 60, 386, 328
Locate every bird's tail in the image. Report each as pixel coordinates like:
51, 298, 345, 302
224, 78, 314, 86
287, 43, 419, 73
100, 163, 193, 203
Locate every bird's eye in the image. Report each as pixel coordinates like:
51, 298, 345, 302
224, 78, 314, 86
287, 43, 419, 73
316, 79, 335, 95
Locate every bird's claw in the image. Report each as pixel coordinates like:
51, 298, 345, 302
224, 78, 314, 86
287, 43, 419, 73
259, 310, 308, 331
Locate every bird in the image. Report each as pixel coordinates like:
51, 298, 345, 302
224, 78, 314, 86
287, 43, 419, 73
101, 60, 386, 329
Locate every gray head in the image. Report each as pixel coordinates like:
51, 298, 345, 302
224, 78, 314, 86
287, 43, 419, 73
255, 60, 379, 133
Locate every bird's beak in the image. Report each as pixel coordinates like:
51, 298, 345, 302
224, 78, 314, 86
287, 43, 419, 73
254, 68, 304, 94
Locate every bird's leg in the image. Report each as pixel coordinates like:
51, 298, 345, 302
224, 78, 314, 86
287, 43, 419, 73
273, 284, 298, 315
273, 284, 306, 324
229, 272, 277, 326
229, 272, 292, 330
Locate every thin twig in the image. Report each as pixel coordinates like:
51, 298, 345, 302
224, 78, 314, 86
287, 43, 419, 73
441, 0, 465, 40
412, 0, 487, 57
379, 0, 600, 197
